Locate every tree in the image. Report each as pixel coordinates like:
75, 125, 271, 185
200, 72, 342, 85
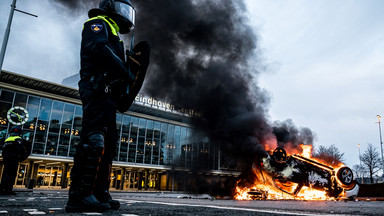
313, 144, 344, 166
352, 164, 365, 179
360, 143, 382, 183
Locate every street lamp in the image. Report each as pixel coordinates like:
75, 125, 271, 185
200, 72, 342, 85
376, 115, 384, 179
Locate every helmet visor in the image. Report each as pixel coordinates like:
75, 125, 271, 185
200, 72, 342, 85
114, 1, 135, 30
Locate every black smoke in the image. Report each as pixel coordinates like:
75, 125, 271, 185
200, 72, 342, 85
52, 0, 316, 195
133, 0, 272, 161
131, 0, 274, 195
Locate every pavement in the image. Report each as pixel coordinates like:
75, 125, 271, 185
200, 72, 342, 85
0, 186, 382, 215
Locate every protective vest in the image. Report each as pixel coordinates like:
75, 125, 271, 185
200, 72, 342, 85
79, 14, 127, 99
2, 136, 23, 154
4, 136, 22, 143
85, 15, 120, 37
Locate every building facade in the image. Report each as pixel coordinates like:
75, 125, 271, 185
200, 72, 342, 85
0, 71, 237, 191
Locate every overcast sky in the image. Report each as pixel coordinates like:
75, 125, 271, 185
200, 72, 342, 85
1, 0, 384, 169
245, 0, 384, 169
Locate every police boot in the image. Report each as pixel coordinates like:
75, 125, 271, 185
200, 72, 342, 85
94, 189, 120, 210
65, 133, 110, 213
94, 157, 120, 209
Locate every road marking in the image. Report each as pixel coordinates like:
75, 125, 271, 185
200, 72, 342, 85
48, 208, 63, 210
0, 210, 8, 214
28, 212, 46, 215
82, 213, 103, 215
121, 215, 139, 216
23, 209, 38, 211
132, 200, 349, 216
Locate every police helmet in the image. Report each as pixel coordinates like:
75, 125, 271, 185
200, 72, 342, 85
10, 126, 22, 136
89, 0, 136, 34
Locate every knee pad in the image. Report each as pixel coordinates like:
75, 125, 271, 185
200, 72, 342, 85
77, 132, 105, 158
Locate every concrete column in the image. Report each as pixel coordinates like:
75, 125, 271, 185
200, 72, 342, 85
120, 168, 126, 190
25, 161, 34, 187
0, 163, 3, 180
113, 170, 118, 189
61, 163, 69, 188
138, 171, 143, 190
165, 171, 170, 191
115, 169, 121, 189
144, 170, 149, 190
156, 172, 161, 190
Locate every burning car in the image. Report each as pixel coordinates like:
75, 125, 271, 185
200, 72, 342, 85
243, 147, 358, 200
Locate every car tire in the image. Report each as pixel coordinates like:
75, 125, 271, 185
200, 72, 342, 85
337, 167, 354, 186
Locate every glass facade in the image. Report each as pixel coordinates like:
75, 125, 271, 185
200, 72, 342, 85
0, 88, 218, 170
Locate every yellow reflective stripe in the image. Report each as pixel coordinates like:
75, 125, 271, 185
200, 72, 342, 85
85, 15, 119, 36
5, 136, 21, 142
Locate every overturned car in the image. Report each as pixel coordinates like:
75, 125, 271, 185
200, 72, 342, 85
249, 147, 358, 199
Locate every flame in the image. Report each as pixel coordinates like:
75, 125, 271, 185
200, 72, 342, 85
234, 144, 344, 201
300, 144, 312, 158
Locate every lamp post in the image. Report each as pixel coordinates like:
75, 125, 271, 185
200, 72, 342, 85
376, 115, 384, 179
0, 0, 37, 73
358, 143, 364, 183
0, 0, 17, 72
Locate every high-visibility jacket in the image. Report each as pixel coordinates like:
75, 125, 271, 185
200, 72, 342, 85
79, 15, 134, 98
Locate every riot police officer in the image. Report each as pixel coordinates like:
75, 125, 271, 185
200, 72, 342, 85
0, 126, 29, 195
66, 0, 149, 213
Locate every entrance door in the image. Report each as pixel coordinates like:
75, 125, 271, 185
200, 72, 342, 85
15, 163, 29, 186
37, 166, 63, 187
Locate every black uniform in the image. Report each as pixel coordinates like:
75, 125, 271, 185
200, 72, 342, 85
0, 135, 28, 195
68, 15, 134, 211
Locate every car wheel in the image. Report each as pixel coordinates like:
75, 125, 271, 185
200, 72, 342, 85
273, 147, 287, 163
337, 167, 353, 185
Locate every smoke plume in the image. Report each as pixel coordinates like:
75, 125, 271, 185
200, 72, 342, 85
133, 0, 272, 161
52, 0, 316, 194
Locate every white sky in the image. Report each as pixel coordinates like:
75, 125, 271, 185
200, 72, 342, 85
246, 0, 384, 168
1, 0, 384, 168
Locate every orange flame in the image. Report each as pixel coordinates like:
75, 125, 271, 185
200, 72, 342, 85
300, 144, 312, 158
234, 144, 343, 201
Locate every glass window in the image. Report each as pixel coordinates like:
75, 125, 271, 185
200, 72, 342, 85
46, 132, 59, 156
173, 126, 181, 166
58, 123, 71, 156
0, 127, 8, 144
69, 136, 80, 157
13, 93, 27, 107
119, 115, 130, 162
57, 103, 74, 157
199, 136, 210, 169
0, 89, 14, 103
179, 127, 187, 167
69, 105, 83, 157
38, 98, 52, 121
192, 130, 203, 169
144, 120, 153, 164
62, 103, 75, 124
114, 114, 123, 161
0, 102, 12, 132
128, 117, 138, 163
185, 128, 193, 167
32, 142, 45, 154
25, 95, 40, 131
152, 121, 161, 165
34, 99, 52, 145
136, 118, 146, 163
75, 105, 83, 117
159, 123, 168, 165
165, 124, 174, 165
49, 101, 64, 133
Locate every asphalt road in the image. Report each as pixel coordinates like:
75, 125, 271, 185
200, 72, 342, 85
0, 189, 383, 215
